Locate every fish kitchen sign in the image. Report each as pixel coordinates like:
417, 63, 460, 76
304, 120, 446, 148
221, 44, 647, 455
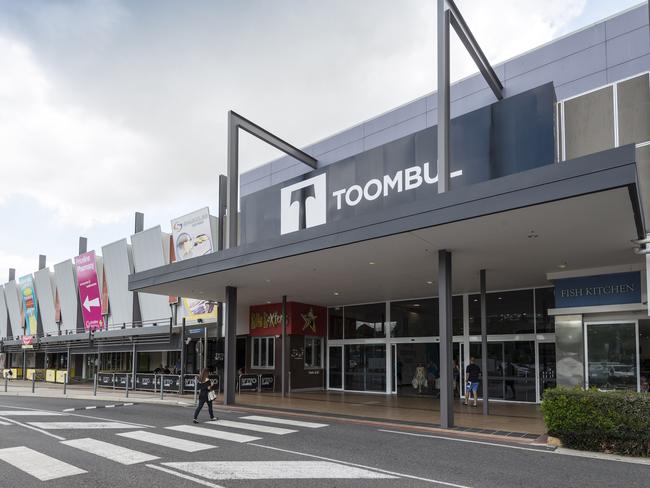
74, 251, 105, 332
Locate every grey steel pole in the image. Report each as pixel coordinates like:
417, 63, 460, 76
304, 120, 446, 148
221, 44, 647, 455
180, 317, 186, 395
438, 250, 454, 428
227, 113, 239, 249
160, 377, 164, 400
194, 378, 198, 405
281, 295, 287, 397
224, 286, 237, 405
93, 373, 97, 396
31, 374, 35, 393
203, 326, 208, 371
437, 0, 451, 194
4, 375, 7, 392
63, 372, 67, 395
480, 269, 489, 415
125, 375, 129, 398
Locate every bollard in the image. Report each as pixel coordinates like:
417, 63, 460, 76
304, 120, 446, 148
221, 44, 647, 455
160, 376, 164, 400
32, 374, 35, 394
4, 375, 7, 393
125, 377, 129, 398
112, 374, 115, 391
288, 371, 291, 394
153, 374, 157, 395
63, 374, 67, 395
194, 379, 198, 405
93, 373, 97, 396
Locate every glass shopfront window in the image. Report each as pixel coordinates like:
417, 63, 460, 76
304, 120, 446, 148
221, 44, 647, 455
344, 344, 386, 391
390, 296, 463, 338
328, 307, 343, 339
586, 322, 637, 390
469, 289, 534, 335
535, 287, 555, 333
344, 303, 386, 339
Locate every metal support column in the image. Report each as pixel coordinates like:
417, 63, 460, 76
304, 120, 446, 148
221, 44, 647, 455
224, 286, 237, 405
437, 0, 451, 194
480, 269, 489, 415
226, 117, 239, 249
281, 295, 287, 397
203, 326, 208, 370
438, 250, 454, 428
180, 317, 186, 395
131, 343, 137, 386
66, 345, 71, 385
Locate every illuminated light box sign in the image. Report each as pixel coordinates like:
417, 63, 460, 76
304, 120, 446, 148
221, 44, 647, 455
554, 272, 641, 308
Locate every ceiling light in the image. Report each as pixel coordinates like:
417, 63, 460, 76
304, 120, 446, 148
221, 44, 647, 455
333, 292, 339, 296
498, 297, 503, 300
473, 298, 478, 302
557, 263, 567, 269
266, 301, 271, 304
426, 281, 433, 285
265, 279, 271, 283
413, 303, 421, 307
368, 261, 375, 265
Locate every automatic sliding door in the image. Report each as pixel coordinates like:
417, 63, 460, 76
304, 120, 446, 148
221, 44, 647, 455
344, 344, 386, 392
328, 346, 343, 389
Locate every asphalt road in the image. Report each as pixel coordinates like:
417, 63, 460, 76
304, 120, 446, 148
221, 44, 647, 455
0, 396, 648, 488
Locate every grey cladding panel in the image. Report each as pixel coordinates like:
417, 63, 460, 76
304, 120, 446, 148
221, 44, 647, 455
564, 86, 615, 160
54, 260, 81, 333
131, 227, 172, 323
555, 314, 584, 388
102, 239, 134, 326
617, 73, 650, 146
34, 268, 57, 335
4, 281, 22, 336
0, 286, 8, 339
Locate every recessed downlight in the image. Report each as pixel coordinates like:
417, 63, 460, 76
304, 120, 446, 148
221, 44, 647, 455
426, 281, 433, 285
369, 261, 375, 265
333, 291, 340, 296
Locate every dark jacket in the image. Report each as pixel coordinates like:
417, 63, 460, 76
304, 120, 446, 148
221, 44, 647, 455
197, 378, 213, 401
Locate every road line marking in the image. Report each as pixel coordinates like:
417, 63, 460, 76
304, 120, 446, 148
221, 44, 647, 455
0, 446, 86, 481
210, 419, 297, 435
29, 421, 139, 430
378, 429, 554, 453
63, 408, 75, 412
0, 416, 66, 441
125, 403, 134, 406
166, 425, 261, 443
146, 464, 227, 488
249, 443, 472, 487
85, 406, 97, 410
0, 402, 152, 428
162, 461, 396, 480
106, 405, 116, 408
117, 431, 216, 452
61, 438, 158, 465
241, 415, 328, 428
0, 420, 10, 425
554, 447, 650, 465
0, 410, 63, 416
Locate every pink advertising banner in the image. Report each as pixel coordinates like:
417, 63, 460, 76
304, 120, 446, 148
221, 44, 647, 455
74, 251, 105, 332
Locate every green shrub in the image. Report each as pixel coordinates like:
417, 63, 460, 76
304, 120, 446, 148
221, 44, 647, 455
542, 387, 650, 456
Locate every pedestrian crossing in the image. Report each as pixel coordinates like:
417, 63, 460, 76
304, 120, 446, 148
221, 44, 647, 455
0, 410, 336, 484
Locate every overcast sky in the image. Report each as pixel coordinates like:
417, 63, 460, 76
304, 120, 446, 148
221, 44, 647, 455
0, 0, 643, 279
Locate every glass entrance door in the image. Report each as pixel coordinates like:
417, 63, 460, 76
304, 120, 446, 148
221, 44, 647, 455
585, 322, 638, 391
344, 344, 386, 392
538, 342, 556, 398
328, 346, 343, 389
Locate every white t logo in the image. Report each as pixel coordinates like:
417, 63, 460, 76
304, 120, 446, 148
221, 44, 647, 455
280, 174, 327, 235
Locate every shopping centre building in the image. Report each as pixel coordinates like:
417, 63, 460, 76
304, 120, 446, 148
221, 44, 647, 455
2, 3, 650, 423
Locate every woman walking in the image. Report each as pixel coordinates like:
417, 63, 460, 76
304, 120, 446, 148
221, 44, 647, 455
193, 368, 217, 423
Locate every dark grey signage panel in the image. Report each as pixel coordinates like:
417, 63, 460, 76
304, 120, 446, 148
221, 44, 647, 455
241, 83, 555, 245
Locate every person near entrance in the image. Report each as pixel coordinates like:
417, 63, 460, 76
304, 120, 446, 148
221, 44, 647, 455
464, 357, 481, 407
193, 368, 218, 423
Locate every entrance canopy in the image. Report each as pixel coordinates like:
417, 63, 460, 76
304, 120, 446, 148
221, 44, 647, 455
129, 145, 643, 308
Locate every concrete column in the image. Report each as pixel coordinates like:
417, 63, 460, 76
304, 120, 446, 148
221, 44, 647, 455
438, 250, 453, 428
480, 269, 489, 415
281, 295, 287, 397
224, 286, 237, 405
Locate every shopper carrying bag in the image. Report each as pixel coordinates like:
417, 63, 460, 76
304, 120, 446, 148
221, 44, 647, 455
193, 368, 218, 423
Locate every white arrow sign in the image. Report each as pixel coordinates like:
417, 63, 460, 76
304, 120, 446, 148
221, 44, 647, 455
83, 296, 100, 312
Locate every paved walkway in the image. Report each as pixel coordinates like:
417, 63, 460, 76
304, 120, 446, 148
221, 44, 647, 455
0, 380, 547, 435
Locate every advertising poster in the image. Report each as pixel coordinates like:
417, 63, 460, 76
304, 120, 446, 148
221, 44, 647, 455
74, 251, 105, 332
19, 274, 38, 337
182, 298, 218, 321
171, 207, 214, 261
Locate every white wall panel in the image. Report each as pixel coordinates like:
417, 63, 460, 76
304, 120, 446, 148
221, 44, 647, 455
54, 259, 81, 333
4, 280, 22, 336
0, 285, 9, 339
131, 226, 171, 324
34, 268, 57, 335
101, 239, 134, 326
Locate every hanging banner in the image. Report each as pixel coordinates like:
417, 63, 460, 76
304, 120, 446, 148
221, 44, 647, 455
74, 251, 105, 331
171, 207, 215, 261
19, 275, 38, 337
182, 298, 218, 321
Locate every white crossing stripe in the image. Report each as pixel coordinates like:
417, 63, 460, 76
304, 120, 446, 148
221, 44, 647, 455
161, 461, 396, 480
0, 421, 10, 425
241, 415, 328, 428
210, 419, 297, 435
0, 446, 87, 481
147, 464, 227, 488
166, 425, 260, 443
117, 430, 216, 452
28, 422, 138, 430
0, 410, 63, 416
61, 438, 158, 465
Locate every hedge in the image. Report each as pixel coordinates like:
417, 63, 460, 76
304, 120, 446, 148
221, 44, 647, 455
542, 387, 650, 456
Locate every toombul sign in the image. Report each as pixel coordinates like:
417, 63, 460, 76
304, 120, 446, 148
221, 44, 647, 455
74, 251, 105, 331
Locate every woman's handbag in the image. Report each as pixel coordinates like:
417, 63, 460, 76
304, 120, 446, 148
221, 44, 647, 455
208, 389, 217, 402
